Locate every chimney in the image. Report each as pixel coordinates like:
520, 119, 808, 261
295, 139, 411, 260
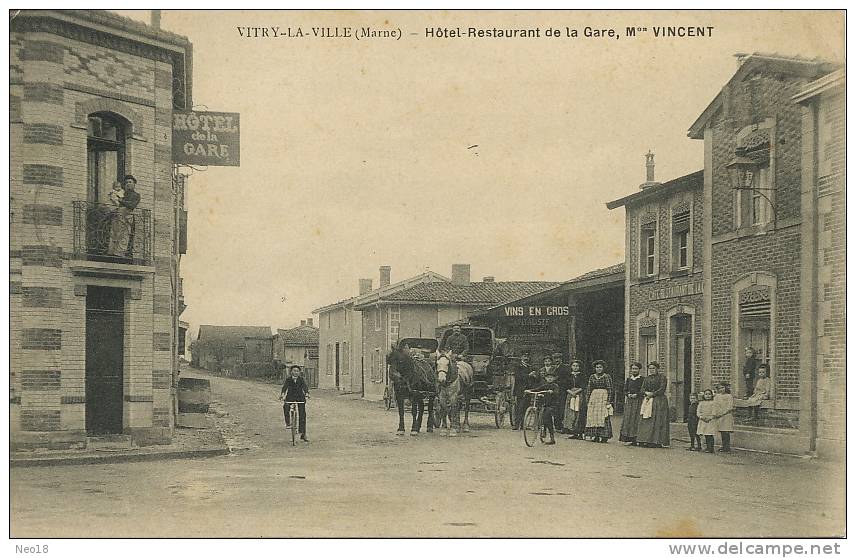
359, 278, 373, 295
300, 320, 306, 326
379, 266, 391, 288
482, 276, 495, 282
451, 264, 471, 286
640, 151, 661, 190
307, 318, 313, 327
150, 10, 161, 29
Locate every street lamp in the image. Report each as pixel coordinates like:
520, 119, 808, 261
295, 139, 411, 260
727, 147, 777, 226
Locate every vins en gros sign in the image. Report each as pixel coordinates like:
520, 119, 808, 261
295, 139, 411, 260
172, 111, 240, 167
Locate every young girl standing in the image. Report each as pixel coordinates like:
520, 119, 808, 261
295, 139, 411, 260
696, 389, 718, 453
714, 382, 735, 452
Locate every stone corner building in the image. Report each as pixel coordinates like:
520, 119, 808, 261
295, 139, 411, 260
10, 10, 192, 448
688, 53, 843, 457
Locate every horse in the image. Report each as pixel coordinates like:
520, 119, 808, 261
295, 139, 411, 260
435, 351, 474, 436
386, 345, 437, 435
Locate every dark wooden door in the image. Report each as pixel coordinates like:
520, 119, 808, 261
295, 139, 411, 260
86, 286, 125, 435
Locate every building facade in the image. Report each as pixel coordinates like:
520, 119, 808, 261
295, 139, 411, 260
10, 10, 192, 448
192, 325, 272, 373
688, 53, 842, 455
313, 268, 448, 394
607, 164, 705, 422
273, 321, 320, 388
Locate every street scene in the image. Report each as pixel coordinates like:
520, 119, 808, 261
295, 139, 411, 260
7, 8, 846, 544
11, 366, 846, 538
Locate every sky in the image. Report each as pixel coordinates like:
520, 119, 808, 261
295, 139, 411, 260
115, 9, 843, 335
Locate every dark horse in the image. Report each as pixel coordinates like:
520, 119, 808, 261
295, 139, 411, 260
386, 345, 437, 435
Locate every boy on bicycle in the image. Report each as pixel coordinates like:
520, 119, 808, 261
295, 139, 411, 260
528, 365, 560, 445
279, 365, 310, 442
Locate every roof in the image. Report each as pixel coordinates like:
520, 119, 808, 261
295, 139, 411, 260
276, 325, 319, 346
197, 325, 272, 341
471, 263, 625, 317
355, 281, 561, 309
688, 53, 839, 139
312, 271, 449, 314
792, 68, 845, 104
606, 170, 703, 210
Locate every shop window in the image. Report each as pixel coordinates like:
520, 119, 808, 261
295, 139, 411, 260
87, 113, 127, 204
672, 209, 690, 270
639, 222, 657, 278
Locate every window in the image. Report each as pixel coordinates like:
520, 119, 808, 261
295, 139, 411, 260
672, 209, 690, 270
733, 125, 774, 230
342, 342, 350, 374
370, 348, 383, 382
750, 167, 772, 226
325, 344, 333, 375
87, 113, 127, 204
388, 305, 400, 339
639, 222, 657, 277
739, 287, 771, 397
374, 307, 382, 331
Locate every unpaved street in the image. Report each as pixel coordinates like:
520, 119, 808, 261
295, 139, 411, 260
11, 369, 845, 538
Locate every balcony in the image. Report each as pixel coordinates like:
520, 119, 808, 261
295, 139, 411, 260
73, 201, 152, 266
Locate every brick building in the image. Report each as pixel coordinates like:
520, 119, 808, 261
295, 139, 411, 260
607, 160, 704, 422
792, 69, 845, 459
10, 10, 192, 447
688, 53, 842, 455
313, 267, 448, 394
353, 264, 558, 401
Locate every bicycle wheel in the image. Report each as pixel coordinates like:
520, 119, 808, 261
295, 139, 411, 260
522, 407, 540, 447
494, 391, 507, 429
290, 404, 297, 446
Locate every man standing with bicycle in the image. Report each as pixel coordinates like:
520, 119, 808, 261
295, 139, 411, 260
279, 365, 310, 442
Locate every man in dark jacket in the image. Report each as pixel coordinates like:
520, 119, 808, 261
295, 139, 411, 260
552, 352, 571, 432
512, 351, 538, 429
280, 365, 310, 442
442, 325, 469, 359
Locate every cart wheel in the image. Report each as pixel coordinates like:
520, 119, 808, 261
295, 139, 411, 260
522, 407, 540, 447
494, 391, 507, 428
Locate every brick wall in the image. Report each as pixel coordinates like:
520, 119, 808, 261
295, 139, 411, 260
10, 17, 186, 444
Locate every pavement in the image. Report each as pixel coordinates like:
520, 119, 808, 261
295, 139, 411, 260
10, 367, 846, 538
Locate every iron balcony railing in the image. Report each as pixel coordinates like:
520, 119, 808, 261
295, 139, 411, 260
73, 201, 152, 265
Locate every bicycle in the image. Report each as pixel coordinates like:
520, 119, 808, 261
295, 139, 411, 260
521, 390, 552, 447
279, 399, 308, 446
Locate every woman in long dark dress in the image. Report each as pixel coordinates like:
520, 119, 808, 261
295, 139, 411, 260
635, 361, 670, 448
619, 362, 644, 445
584, 360, 614, 443
562, 359, 587, 439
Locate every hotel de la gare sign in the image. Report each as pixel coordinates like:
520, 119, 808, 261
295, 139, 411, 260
172, 110, 241, 166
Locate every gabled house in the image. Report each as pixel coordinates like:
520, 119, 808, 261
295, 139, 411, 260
273, 320, 319, 387
192, 325, 272, 373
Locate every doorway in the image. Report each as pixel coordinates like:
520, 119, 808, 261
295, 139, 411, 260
85, 286, 125, 435
672, 314, 693, 422
335, 342, 340, 389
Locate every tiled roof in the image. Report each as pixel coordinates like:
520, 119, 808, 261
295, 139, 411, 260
198, 325, 272, 341
312, 271, 449, 314
364, 281, 561, 306
563, 263, 625, 285
277, 325, 319, 346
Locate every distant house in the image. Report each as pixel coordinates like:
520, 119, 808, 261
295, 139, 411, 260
312, 266, 449, 394
353, 264, 559, 401
192, 325, 273, 373
273, 320, 320, 387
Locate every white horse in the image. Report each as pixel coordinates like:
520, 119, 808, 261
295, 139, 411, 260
435, 351, 474, 436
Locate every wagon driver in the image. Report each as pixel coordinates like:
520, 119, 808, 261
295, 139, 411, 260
442, 324, 470, 360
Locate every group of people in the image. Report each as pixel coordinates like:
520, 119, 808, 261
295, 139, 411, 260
512, 355, 672, 447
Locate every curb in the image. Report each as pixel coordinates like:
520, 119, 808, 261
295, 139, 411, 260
11, 446, 230, 468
